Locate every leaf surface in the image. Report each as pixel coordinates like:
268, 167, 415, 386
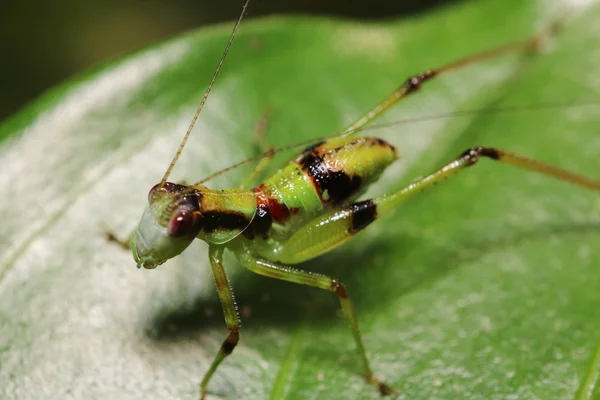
2, 1, 600, 399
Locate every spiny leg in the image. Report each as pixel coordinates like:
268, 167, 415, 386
277, 147, 600, 263
235, 251, 396, 396
337, 17, 563, 139
201, 245, 241, 400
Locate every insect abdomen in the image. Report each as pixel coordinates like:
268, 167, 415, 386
255, 137, 396, 235
297, 137, 397, 206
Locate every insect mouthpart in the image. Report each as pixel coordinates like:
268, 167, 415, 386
138, 260, 159, 270
130, 227, 165, 269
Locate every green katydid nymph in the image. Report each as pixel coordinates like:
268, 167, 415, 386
108, 1, 600, 398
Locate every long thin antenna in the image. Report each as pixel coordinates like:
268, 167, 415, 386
160, 0, 251, 187
192, 100, 600, 186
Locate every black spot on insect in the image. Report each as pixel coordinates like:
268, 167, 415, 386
403, 70, 437, 94
459, 148, 479, 166
198, 211, 250, 233
179, 192, 201, 211
221, 330, 240, 355
254, 204, 272, 237
244, 193, 272, 240
298, 151, 362, 206
324, 170, 362, 206
477, 146, 502, 160
297, 146, 321, 170
349, 200, 377, 234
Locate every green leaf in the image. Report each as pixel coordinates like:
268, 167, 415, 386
2, 1, 600, 399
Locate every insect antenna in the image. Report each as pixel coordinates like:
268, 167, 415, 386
194, 138, 327, 185
191, 99, 600, 186
356, 99, 600, 131
159, 0, 251, 188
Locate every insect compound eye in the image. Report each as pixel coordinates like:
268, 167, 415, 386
167, 211, 196, 237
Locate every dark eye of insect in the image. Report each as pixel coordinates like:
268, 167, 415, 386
167, 212, 196, 237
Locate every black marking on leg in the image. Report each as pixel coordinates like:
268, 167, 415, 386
477, 146, 502, 160
221, 330, 240, 355
403, 70, 437, 94
378, 382, 396, 396
349, 200, 377, 234
460, 147, 503, 167
459, 148, 479, 166
331, 280, 348, 298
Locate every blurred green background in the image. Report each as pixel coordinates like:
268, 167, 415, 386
0, 0, 462, 122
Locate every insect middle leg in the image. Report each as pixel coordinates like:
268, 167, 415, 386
235, 250, 397, 395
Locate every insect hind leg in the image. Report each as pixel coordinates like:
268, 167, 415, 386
277, 146, 600, 264
334, 15, 564, 140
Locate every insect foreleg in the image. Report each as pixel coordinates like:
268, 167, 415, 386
201, 245, 241, 400
105, 231, 131, 250
235, 250, 396, 396
337, 17, 562, 139
277, 146, 600, 264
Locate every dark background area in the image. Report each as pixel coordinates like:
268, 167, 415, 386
0, 0, 463, 122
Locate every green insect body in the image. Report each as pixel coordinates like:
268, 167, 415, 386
133, 185, 257, 268
110, 3, 600, 399
131, 134, 403, 396
133, 136, 397, 270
